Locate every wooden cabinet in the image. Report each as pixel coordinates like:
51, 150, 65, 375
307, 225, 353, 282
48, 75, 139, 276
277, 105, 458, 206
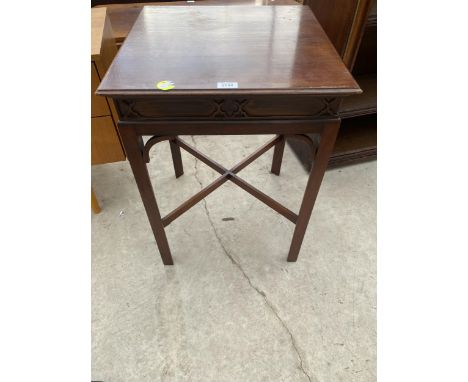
292, 0, 377, 169
91, 7, 126, 213
91, 7, 125, 166
92, 116, 126, 164
91, 63, 109, 118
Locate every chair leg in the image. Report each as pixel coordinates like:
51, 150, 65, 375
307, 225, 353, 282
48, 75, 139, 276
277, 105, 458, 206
169, 138, 184, 178
271, 135, 285, 175
91, 188, 101, 214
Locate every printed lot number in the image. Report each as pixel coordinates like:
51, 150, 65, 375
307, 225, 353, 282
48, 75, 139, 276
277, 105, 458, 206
217, 82, 238, 89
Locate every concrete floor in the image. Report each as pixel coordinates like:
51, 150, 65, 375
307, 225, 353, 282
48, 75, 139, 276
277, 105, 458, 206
92, 135, 376, 382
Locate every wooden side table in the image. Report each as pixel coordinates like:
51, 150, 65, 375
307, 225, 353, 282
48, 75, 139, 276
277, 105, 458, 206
97, 6, 360, 264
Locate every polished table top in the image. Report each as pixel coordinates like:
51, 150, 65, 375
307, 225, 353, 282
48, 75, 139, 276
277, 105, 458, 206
98, 5, 360, 97
96, 0, 300, 44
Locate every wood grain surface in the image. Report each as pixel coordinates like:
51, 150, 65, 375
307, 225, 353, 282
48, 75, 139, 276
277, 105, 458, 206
96, 0, 300, 43
91, 7, 107, 59
97, 6, 359, 96
91, 62, 109, 117
91, 116, 126, 165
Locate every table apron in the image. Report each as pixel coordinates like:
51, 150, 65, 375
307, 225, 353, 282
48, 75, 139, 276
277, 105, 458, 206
118, 118, 339, 136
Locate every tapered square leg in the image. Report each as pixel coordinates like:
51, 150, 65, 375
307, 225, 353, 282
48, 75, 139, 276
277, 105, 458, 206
169, 138, 184, 178
287, 121, 340, 262
271, 135, 285, 175
119, 125, 174, 265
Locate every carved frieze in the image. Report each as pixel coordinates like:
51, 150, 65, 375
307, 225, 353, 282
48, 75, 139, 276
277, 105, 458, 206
116, 96, 339, 121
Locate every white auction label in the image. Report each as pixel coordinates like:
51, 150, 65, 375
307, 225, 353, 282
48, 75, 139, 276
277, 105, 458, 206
217, 82, 238, 89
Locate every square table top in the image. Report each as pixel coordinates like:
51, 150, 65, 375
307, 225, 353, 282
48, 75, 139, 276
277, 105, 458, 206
97, 5, 360, 97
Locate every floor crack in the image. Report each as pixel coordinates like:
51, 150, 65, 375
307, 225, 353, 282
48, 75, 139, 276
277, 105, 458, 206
189, 136, 313, 382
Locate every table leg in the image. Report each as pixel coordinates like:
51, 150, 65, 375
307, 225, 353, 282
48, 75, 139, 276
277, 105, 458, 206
119, 125, 174, 265
169, 138, 184, 178
91, 188, 101, 214
271, 135, 285, 175
287, 121, 340, 262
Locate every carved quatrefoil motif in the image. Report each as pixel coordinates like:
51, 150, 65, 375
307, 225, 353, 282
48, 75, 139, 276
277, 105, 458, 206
212, 99, 249, 118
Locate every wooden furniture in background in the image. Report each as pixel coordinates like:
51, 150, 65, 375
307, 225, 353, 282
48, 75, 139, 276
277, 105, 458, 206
97, 6, 360, 264
93, 0, 300, 47
289, 0, 377, 169
91, 7, 126, 212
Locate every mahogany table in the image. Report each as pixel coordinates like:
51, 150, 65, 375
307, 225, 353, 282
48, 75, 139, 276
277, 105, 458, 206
97, 5, 361, 265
